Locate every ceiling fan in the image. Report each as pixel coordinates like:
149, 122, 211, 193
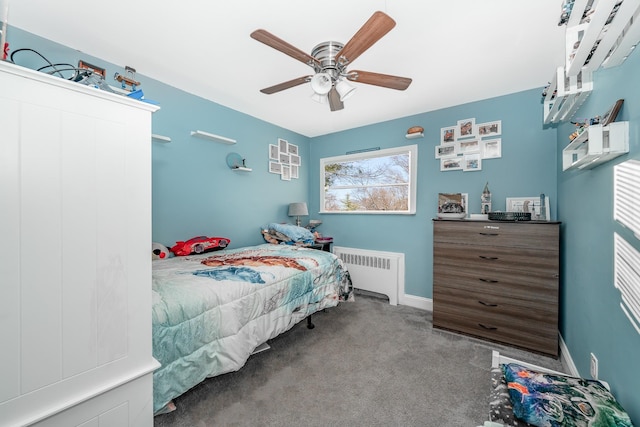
250, 11, 412, 112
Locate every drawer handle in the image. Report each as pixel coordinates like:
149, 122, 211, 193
478, 323, 498, 330
479, 278, 499, 283
479, 255, 499, 260
479, 232, 499, 236
478, 300, 498, 307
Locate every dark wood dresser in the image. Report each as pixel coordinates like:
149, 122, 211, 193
432, 219, 560, 357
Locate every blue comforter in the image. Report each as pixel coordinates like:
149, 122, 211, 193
151, 244, 352, 413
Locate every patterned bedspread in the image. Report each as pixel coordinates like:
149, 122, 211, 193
151, 244, 353, 413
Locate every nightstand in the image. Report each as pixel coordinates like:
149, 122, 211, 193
310, 240, 333, 252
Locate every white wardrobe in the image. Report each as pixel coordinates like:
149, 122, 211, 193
0, 60, 159, 426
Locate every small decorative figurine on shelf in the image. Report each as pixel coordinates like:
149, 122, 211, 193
569, 116, 600, 141
481, 182, 491, 214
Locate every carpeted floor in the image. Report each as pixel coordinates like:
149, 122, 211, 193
153, 291, 564, 427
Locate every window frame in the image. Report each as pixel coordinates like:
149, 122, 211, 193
319, 144, 418, 215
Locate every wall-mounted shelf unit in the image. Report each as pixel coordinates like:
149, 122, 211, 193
226, 152, 251, 172
190, 130, 236, 144
564, 0, 640, 77
562, 121, 629, 171
543, 66, 593, 124
405, 132, 424, 139
151, 133, 171, 143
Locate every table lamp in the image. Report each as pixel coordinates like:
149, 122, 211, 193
288, 202, 308, 226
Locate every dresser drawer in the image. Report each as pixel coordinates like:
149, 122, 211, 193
433, 265, 558, 312
434, 220, 559, 249
433, 302, 558, 356
434, 242, 558, 276
433, 284, 558, 321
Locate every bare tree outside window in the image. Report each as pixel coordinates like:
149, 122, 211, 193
320, 145, 417, 214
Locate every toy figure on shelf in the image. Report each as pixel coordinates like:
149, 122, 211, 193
114, 65, 140, 91
569, 116, 600, 141
558, 0, 575, 26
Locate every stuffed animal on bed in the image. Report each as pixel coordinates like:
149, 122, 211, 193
152, 242, 172, 260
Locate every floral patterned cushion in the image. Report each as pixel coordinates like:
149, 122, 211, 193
502, 363, 633, 427
489, 367, 535, 426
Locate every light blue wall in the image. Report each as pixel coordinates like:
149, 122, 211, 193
309, 90, 558, 298
9, 24, 639, 422
7, 27, 311, 249
556, 49, 640, 421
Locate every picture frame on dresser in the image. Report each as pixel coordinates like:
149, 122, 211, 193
506, 196, 550, 221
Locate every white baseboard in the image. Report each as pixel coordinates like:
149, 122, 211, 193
559, 334, 579, 376
400, 294, 432, 311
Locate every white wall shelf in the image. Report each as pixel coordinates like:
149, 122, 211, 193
232, 167, 252, 172
562, 121, 629, 171
564, 0, 640, 77
152, 133, 171, 142
543, 66, 593, 124
190, 130, 236, 144
405, 132, 424, 139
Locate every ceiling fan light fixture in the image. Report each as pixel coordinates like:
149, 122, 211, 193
310, 72, 333, 95
335, 79, 356, 101
310, 92, 328, 104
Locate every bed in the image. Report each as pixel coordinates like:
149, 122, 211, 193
151, 243, 353, 414
485, 351, 632, 427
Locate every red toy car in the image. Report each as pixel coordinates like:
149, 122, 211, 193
171, 236, 230, 256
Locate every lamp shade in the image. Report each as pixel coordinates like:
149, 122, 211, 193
335, 79, 356, 101
310, 73, 332, 95
310, 92, 328, 104
288, 202, 309, 217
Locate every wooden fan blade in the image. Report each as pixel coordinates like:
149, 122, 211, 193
336, 11, 396, 66
260, 76, 312, 94
328, 87, 344, 111
346, 70, 412, 90
251, 29, 320, 68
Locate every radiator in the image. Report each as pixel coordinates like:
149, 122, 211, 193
333, 246, 404, 305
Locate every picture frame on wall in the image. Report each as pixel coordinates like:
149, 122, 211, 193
441, 126, 456, 143
269, 144, 279, 160
457, 118, 476, 139
481, 138, 502, 159
477, 120, 501, 137
278, 138, 288, 153
290, 154, 301, 166
440, 156, 463, 171
290, 164, 299, 179
281, 165, 291, 181
269, 161, 282, 174
435, 144, 457, 158
463, 153, 482, 171
279, 152, 290, 164
287, 143, 298, 155
458, 139, 479, 154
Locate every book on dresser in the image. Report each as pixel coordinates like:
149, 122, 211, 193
432, 219, 560, 358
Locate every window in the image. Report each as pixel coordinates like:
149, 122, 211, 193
320, 145, 417, 214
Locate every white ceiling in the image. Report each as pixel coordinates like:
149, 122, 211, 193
8, 0, 566, 137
